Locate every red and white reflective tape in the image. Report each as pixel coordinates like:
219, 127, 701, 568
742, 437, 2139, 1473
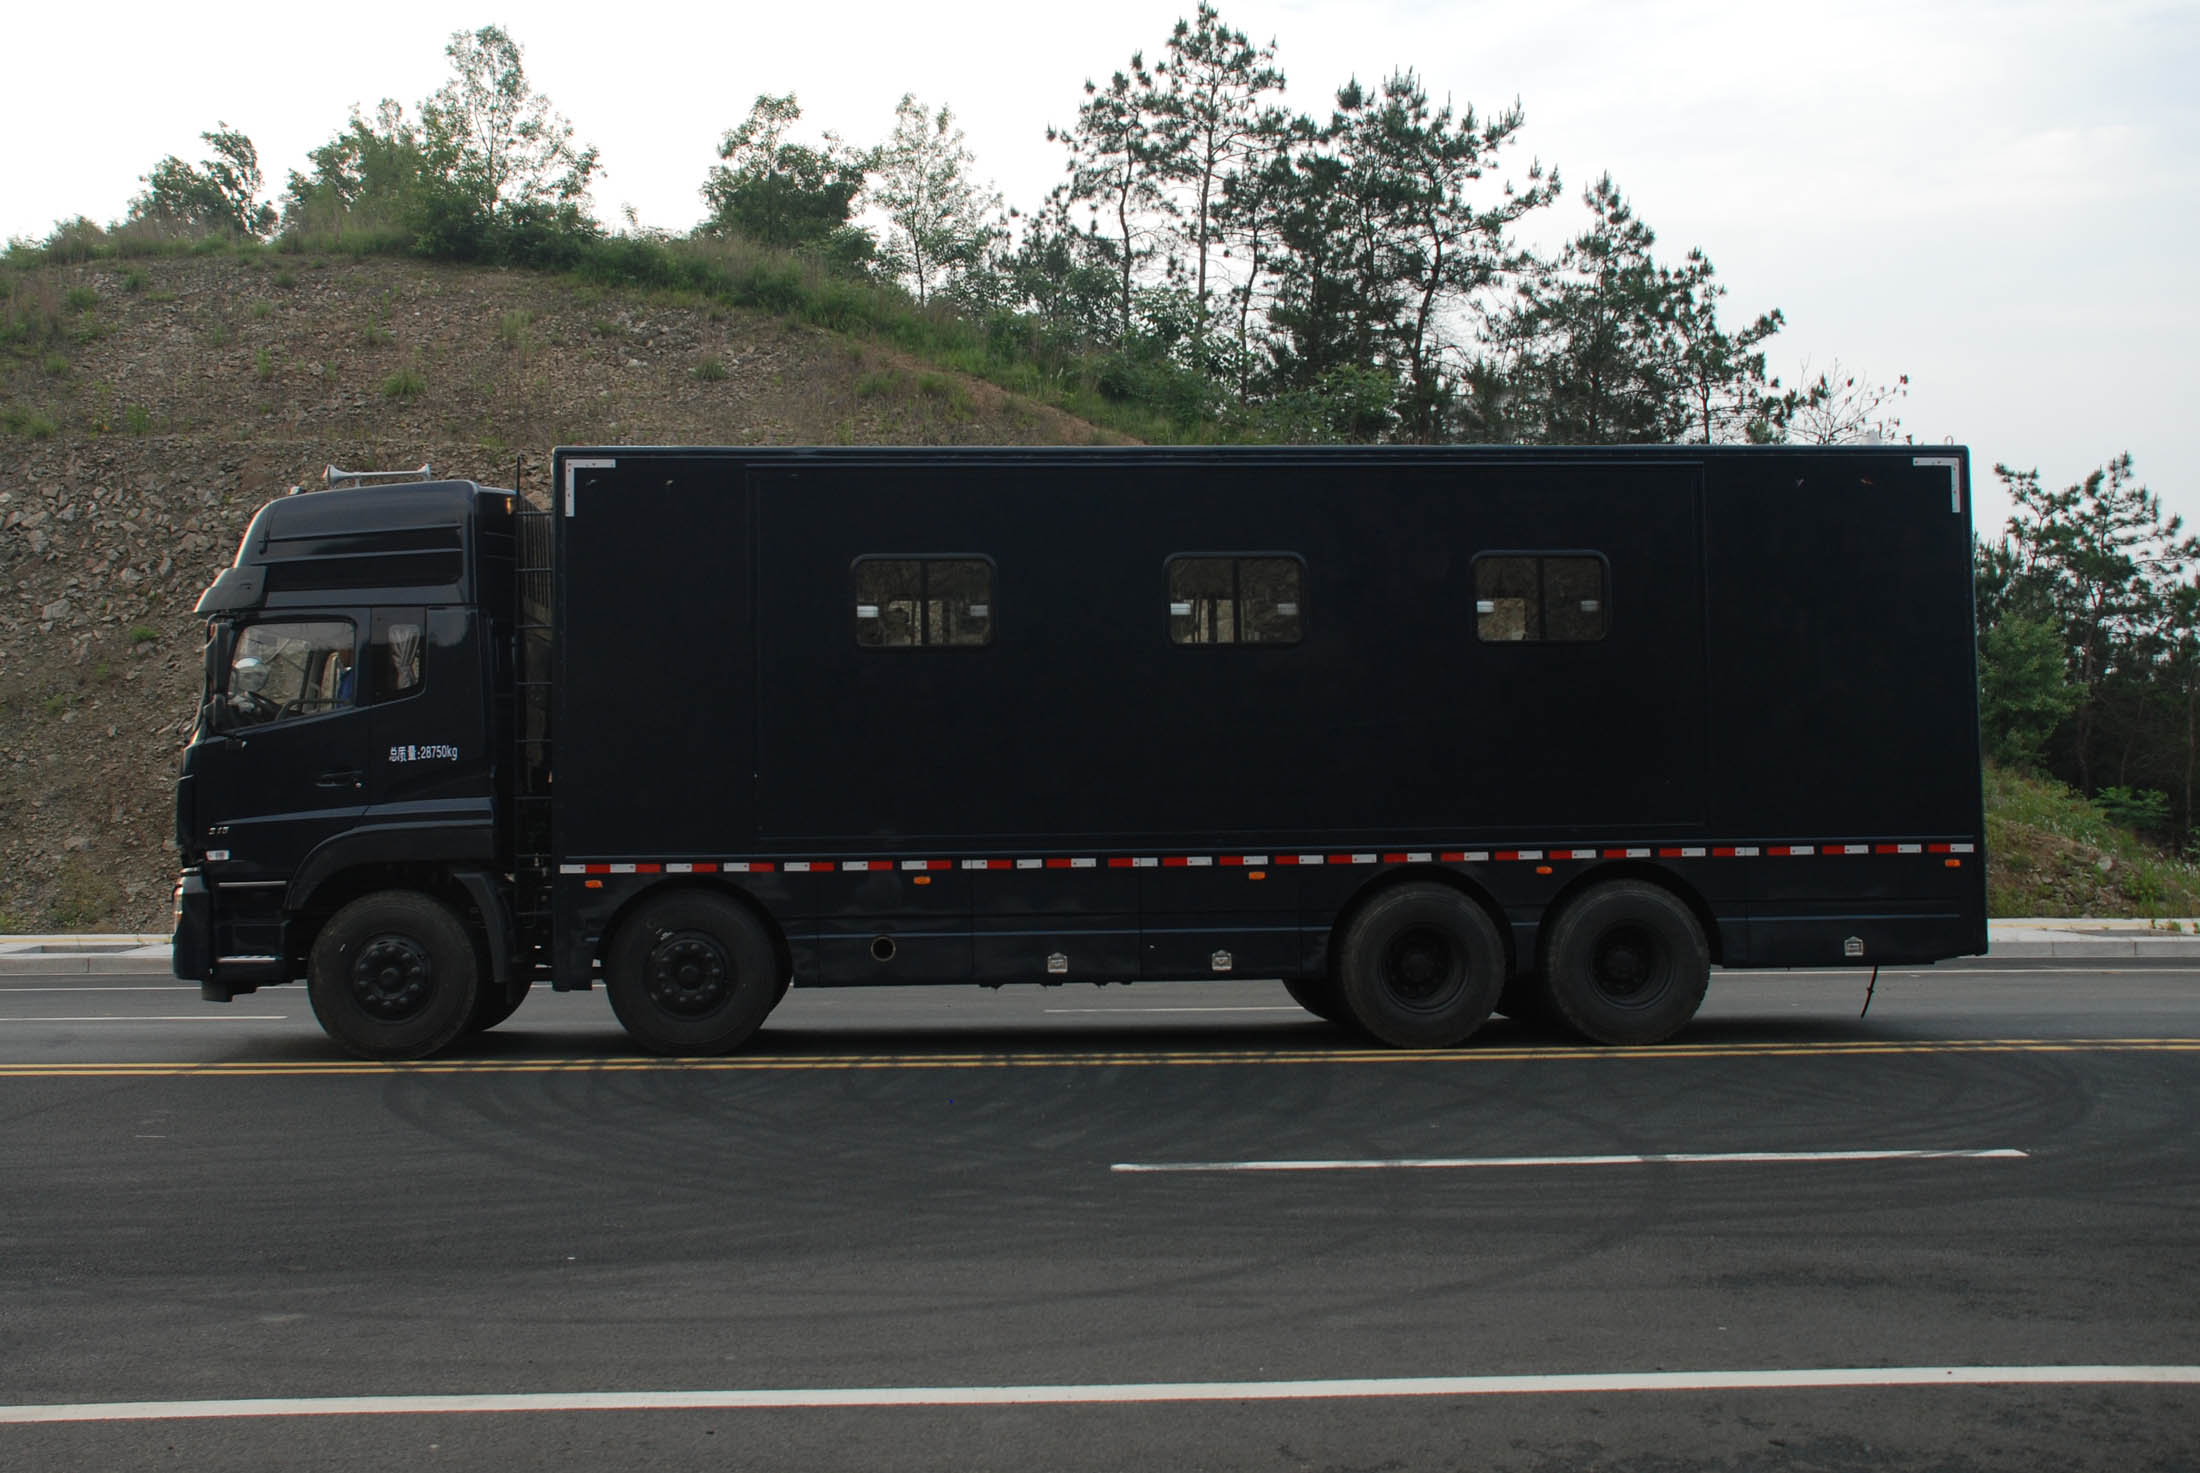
559, 840, 1976, 878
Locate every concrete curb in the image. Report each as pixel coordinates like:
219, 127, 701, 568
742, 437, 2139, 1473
9, 927, 2200, 975
0, 936, 177, 976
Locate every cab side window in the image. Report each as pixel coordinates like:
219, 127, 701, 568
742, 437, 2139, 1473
372, 609, 425, 702
226, 619, 357, 727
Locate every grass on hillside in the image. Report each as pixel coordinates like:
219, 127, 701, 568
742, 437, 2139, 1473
0, 222, 1244, 447
1985, 763, 2200, 921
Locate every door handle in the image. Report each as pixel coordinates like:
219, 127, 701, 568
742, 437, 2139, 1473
315, 769, 365, 789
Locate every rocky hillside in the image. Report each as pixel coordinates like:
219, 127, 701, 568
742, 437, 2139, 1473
0, 253, 1115, 930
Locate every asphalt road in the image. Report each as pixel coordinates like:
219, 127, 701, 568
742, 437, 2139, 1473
1, 962, 2196, 1470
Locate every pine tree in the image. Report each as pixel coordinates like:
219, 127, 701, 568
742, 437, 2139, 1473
1050, 54, 1173, 344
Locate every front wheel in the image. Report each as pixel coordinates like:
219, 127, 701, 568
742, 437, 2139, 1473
1542, 881, 1709, 1045
1334, 884, 1505, 1048
308, 891, 482, 1060
606, 890, 781, 1055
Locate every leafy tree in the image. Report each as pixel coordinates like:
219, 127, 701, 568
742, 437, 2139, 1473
874, 95, 1001, 306
1977, 612, 2081, 770
420, 26, 599, 223
1148, 4, 1284, 338
283, 101, 433, 234
701, 93, 869, 254
129, 124, 276, 238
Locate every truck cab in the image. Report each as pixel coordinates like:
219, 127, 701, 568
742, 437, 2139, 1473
172, 480, 527, 1055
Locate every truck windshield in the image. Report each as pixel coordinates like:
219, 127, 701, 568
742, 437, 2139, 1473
226, 619, 357, 728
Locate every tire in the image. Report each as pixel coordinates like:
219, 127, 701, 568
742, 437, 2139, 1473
606, 890, 781, 1055
1542, 880, 1710, 1045
308, 891, 482, 1060
463, 979, 530, 1035
1334, 883, 1505, 1048
1282, 973, 1349, 1025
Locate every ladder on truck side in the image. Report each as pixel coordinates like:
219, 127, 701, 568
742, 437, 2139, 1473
512, 503, 556, 980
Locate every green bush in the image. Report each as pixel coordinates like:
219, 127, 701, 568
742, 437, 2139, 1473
48, 857, 118, 929
2, 405, 59, 438
2096, 786, 2171, 835
1, 274, 63, 348
693, 355, 728, 382
382, 367, 426, 399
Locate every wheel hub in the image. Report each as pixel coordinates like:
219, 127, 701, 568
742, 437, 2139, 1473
1592, 924, 1664, 1002
648, 932, 732, 1017
349, 934, 434, 1021
1382, 925, 1463, 1011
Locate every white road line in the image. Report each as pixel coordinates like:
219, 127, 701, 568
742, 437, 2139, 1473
2, 1366, 2192, 1423
1111, 1148, 2029, 1174
1043, 1006, 1307, 1015
1799, 967, 2200, 976
0, 1016, 288, 1024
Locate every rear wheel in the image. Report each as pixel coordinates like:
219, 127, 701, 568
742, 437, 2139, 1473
1542, 880, 1709, 1045
606, 890, 781, 1055
1334, 884, 1505, 1048
308, 891, 481, 1060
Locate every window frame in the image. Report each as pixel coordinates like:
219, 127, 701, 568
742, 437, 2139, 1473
1165, 551, 1307, 648
1471, 550, 1612, 645
849, 554, 998, 650
370, 607, 427, 704
222, 615, 361, 729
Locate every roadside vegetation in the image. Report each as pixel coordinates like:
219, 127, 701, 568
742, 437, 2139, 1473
2, 13, 1905, 452
1985, 764, 2200, 920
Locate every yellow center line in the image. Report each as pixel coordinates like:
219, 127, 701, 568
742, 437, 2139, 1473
1, 1038, 2197, 1079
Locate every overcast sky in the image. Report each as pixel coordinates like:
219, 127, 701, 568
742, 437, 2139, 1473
8, 0, 2194, 536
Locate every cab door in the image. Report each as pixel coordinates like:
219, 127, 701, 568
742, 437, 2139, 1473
192, 613, 373, 882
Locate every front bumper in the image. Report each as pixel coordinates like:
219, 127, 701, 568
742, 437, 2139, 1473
172, 870, 211, 984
